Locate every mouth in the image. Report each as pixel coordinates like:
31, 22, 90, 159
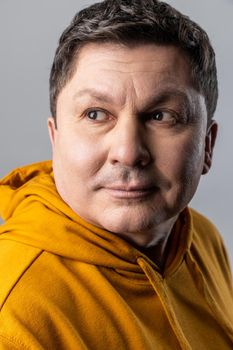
103, 185, 157, 199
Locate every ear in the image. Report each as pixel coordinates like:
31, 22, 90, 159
202, 120, 218, 175
47, 117, 57, 149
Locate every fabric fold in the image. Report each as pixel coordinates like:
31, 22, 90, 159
0, 161, 232, 349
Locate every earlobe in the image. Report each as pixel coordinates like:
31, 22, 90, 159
202, 120, 218, 175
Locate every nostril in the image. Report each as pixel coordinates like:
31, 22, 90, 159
109, 142, 152, 167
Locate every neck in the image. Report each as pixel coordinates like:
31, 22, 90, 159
120, 215, 179, 269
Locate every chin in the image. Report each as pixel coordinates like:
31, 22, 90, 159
95, 205, 169, 235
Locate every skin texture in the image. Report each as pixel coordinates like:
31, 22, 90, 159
48, 43, 217, 267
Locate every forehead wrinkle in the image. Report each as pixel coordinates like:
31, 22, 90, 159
125, 86, 197, 116
73, 88, 112, 103
145, 88, 191, 107
72, 68, 142, 109
72, 87, 128, 109
71, 84, 195, 116
101, 62, 177, 75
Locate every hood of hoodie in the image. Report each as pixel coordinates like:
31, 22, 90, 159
0, 161, 192, 274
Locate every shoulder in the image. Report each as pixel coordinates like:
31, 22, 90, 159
0, 239, 43, 310
0, 240, 44, 348
190, 207, 223, 248
189, 207, 233, 289
190, 207, 228, 258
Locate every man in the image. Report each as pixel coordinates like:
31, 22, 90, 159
0, 0, 232, 348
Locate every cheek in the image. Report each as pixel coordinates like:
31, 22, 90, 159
55, 131, 106, 180
155, 131, 206, 182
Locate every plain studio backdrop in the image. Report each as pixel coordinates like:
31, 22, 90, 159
0, 0, 232, 266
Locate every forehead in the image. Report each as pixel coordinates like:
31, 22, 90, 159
73, 42, 192, 83
58, 42, 203, 113
77, 41, 188, 64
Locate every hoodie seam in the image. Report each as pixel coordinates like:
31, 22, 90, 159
137, 257, 192, 350
0, 249, 44, 312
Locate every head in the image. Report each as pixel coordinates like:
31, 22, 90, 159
50, 0, 218, 125
48, 0, 218, 245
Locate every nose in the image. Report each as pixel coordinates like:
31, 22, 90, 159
108, 116, 152, 168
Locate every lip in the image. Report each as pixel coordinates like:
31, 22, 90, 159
103, 185, 157, 199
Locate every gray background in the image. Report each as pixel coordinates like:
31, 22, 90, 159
0, 0, 232, 266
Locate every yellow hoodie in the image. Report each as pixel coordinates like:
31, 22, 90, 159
0, 161, 232, 350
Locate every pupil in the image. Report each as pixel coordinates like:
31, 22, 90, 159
90, 111, 97, 119
154, 112, 163, 120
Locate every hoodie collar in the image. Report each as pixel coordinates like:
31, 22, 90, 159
0, 161, 193, 276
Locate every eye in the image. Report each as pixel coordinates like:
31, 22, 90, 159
86, 109, 108, 121
150, 110, 177, 124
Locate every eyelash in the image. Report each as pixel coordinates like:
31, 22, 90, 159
84, 108, 187, 125
85, 108, 110, 122
144, 110, 177, 124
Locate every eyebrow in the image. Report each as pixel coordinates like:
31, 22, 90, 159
73, 88, 115, 104
72, 87, 192, 111
144, 88, 191, 112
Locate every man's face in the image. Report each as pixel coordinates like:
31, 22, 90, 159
48, 43, 216, 238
